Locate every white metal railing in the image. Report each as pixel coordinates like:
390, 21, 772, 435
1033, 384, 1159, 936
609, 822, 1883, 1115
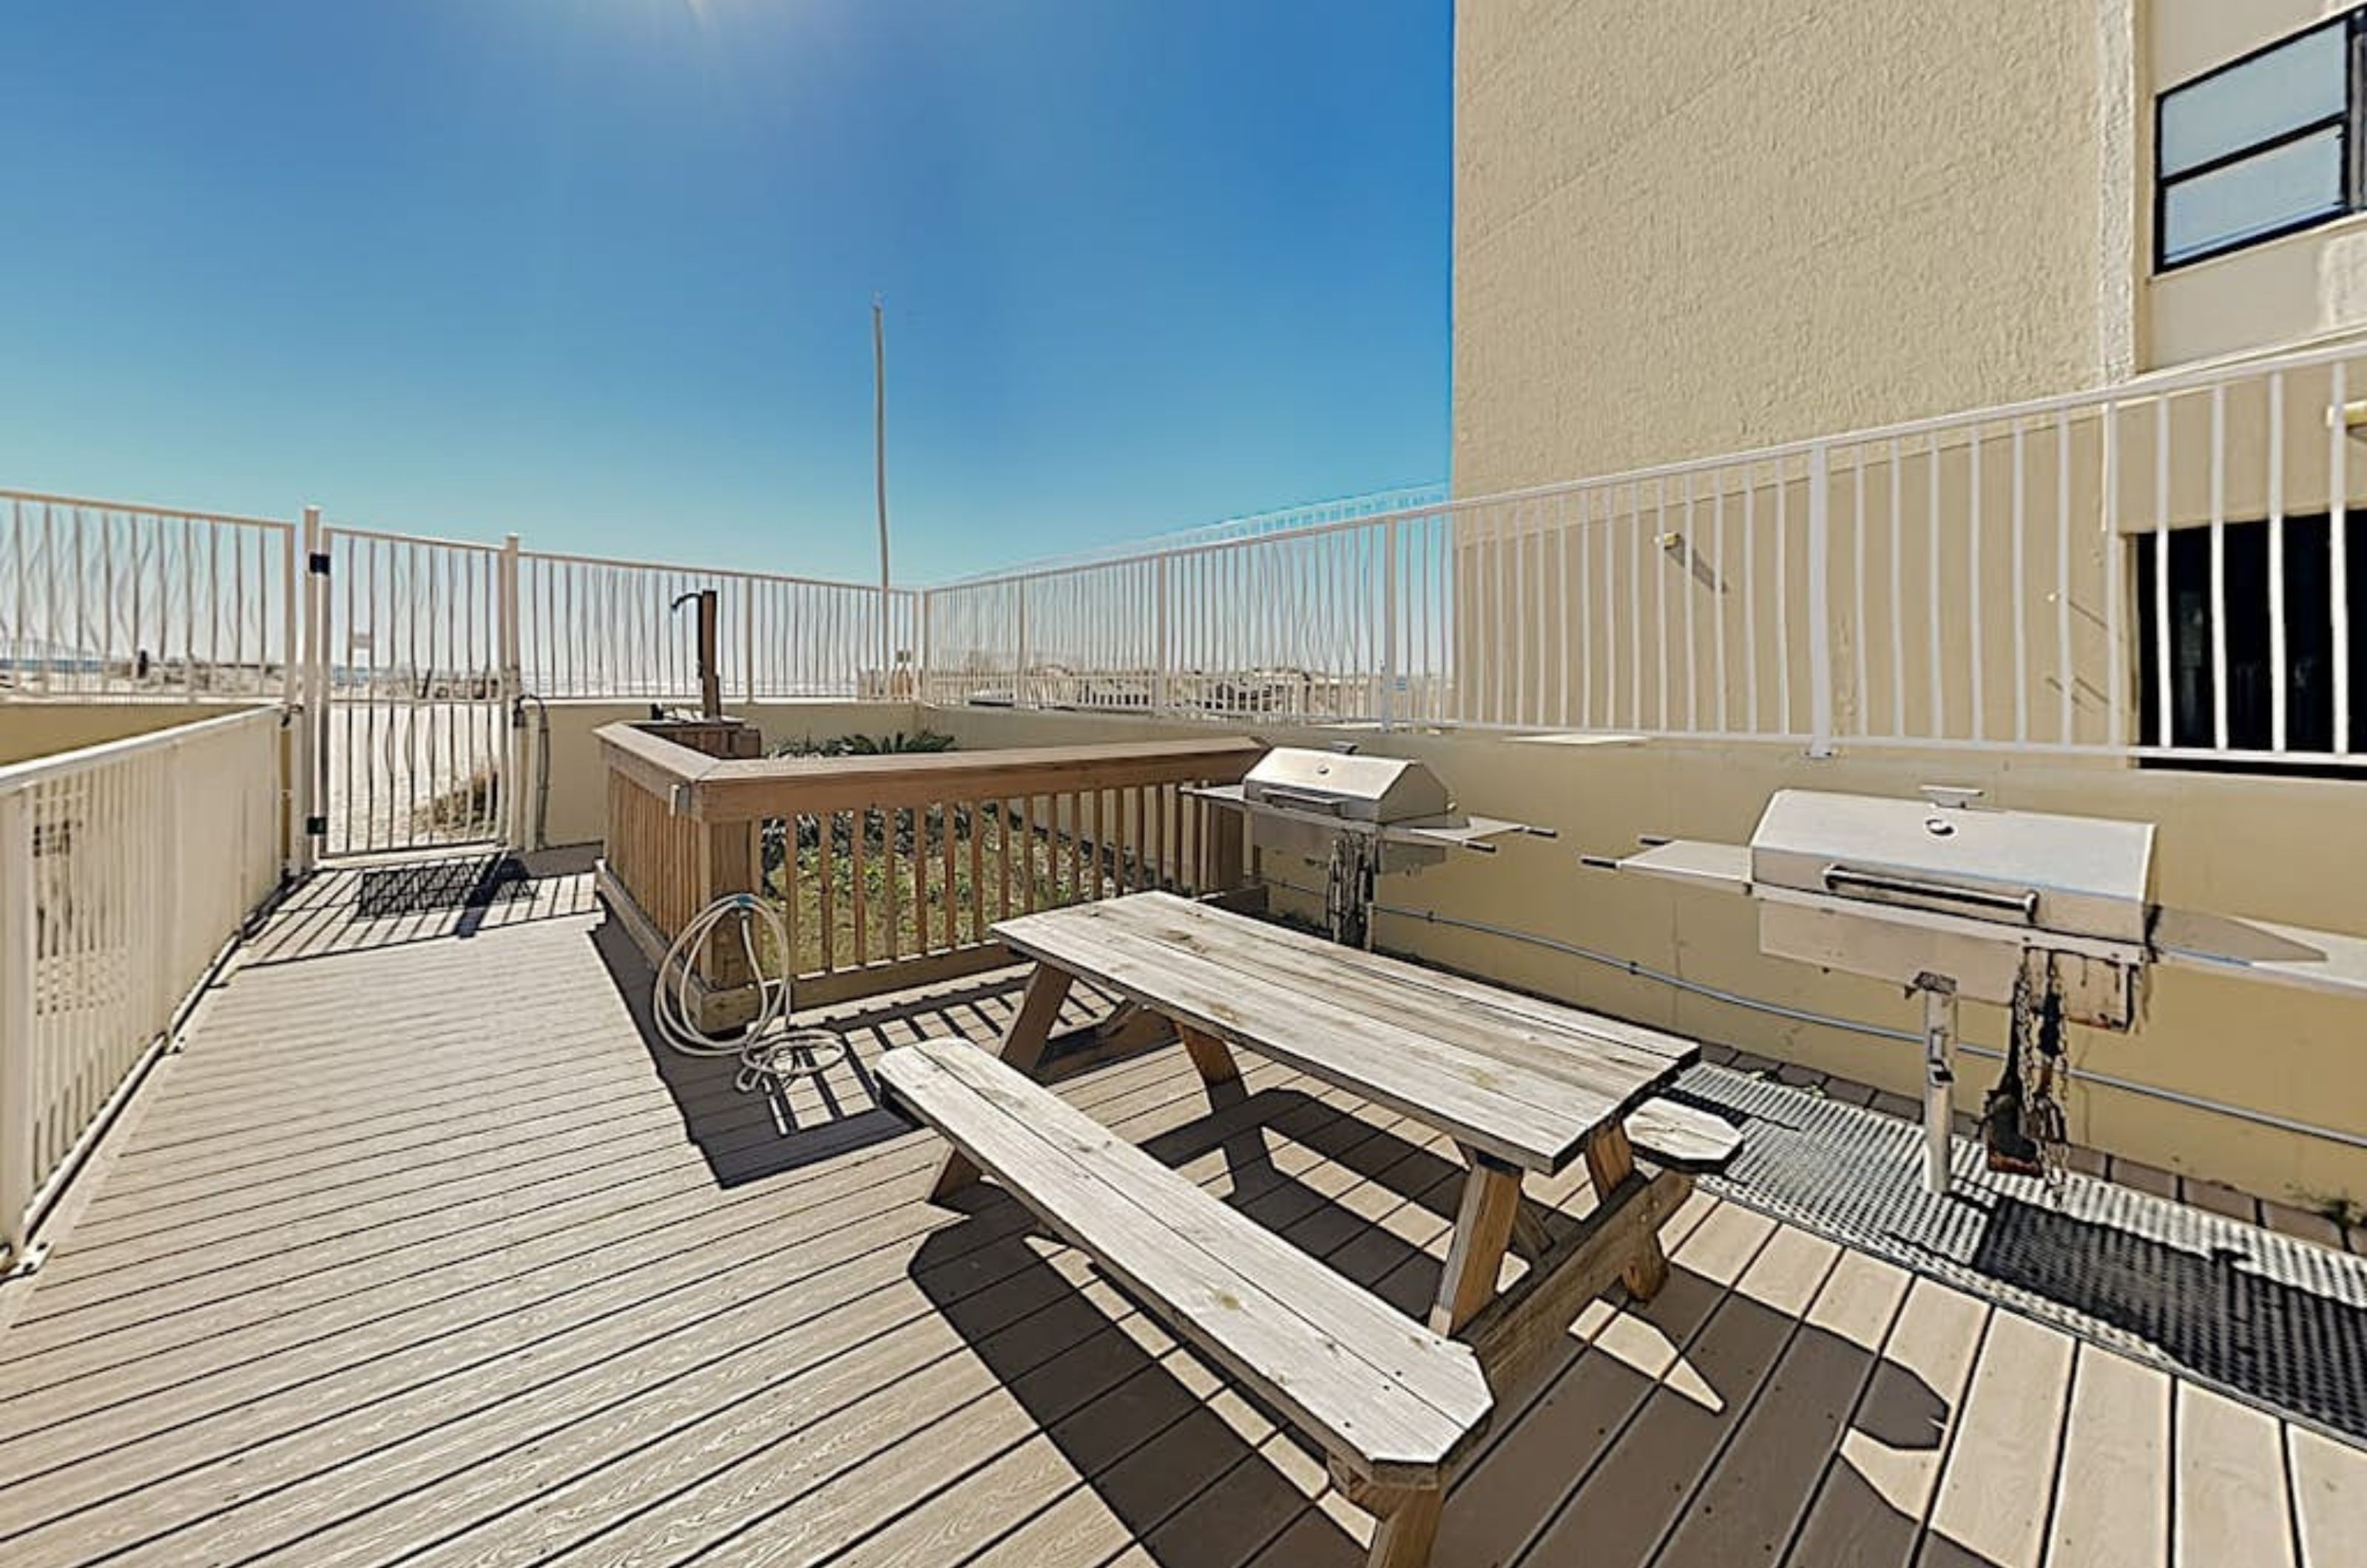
920, 337, 2367, 766
1, 490, 296, 702
311, 524, 512, 858
10, 337, 2367, 772
919, 508, 1459, 726
936, 484, 1448, 582
519, 550, 921, 701
1, 706, 285, 1264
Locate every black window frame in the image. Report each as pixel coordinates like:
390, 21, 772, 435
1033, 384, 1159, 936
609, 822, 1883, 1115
2153, 10, 2367, 273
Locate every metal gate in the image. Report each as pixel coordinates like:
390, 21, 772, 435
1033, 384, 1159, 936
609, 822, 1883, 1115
305, 518, 516, 859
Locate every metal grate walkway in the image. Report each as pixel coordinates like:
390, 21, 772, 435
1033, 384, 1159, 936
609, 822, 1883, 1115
1678, 1062, 2367, 1445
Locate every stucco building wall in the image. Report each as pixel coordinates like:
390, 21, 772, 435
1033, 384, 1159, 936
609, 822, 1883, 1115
1452, 1, 2138, 496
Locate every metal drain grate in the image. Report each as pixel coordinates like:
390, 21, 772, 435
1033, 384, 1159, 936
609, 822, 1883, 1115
352, 856, 534, 920
1675, 1063, 2367, 1444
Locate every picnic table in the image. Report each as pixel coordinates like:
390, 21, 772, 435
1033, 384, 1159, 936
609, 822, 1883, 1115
877, 891, 1730, 1568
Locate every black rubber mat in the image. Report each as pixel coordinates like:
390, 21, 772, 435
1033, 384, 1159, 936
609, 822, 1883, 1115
352, 856, 533, 920
1674, 1062, 2367, 1444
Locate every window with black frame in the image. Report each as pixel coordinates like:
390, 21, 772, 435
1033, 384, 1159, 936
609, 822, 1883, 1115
2156, 13, 2360, 270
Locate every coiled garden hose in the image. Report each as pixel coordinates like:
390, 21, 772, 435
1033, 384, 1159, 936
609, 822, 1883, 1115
654, 893, 848, 1090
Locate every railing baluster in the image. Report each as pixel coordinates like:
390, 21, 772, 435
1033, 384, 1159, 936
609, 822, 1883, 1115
2334, 361, 2352, 756
1655, 477, 1671, 731
1682, 472, 1698, 732
2269, 373, 2287, 754
851, 804, 869, 969
2155, 396, 2174, 748
1628, 484, 1644, 729
1743, 467, 1760, 734
2211, 382, 2230, 751
1888, 439, 1905, 739
2104, 404, 2125, 750
966, 797, 985, 943
942, 797, 958, 949
783, 816, 803, 978
3, 783, 30, 1264
2011, 419, 2028, 744
912, 804, 929, 954
1969, 425, 1986, 742
1578, 490, 1596, 729
1775, 462, 1793, 737
818, 813, 837, 975
1852, 450, 1868, 737
2057, 410, 2074, 746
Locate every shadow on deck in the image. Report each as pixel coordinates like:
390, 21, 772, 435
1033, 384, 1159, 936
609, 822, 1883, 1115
0, 862, 2356, 1568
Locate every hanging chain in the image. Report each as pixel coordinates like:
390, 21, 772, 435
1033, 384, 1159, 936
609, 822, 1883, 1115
2016, 950, 2073, 1196
1325, 834, 1381, 949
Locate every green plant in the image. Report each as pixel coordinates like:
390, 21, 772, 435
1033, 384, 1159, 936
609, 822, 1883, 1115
759, 731, 960, 877
769, 729, 955, 760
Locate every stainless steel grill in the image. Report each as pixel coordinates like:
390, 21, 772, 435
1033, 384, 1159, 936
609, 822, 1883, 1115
1192, 746, 1550, 947
1589, 785, 2367, 1193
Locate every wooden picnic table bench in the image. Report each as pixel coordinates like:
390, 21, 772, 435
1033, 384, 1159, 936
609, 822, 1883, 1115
877, 891, 1735, 1568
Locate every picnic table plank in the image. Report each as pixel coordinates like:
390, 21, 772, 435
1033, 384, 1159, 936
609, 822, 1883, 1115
1083, 893, 1694, 1075
878, 1038, 1493, 1487
991, 916, 1612, 1172
991, 900, 1686, 1174
1079, 896, 1732, 1175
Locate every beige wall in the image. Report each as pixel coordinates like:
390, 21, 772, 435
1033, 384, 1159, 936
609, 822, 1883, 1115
1451, 0, 2367, 476
1453, 1, 2139, 495
933, 703, 2367, 1212
0, 701, 274, 769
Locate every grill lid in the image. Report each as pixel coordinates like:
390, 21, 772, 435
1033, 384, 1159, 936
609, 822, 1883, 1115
1748, 787, 2155, 944
1239, 747, 1453, 825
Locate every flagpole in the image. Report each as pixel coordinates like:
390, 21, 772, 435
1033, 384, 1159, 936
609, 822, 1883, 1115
872, 294, 892, 690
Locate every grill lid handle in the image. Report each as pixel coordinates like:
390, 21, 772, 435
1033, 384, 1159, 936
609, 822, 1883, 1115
1253, 787, 1348, 815
1821, 864, 2041, 925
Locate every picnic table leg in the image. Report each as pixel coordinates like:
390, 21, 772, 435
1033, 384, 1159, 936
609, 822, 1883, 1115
1584, 1121, 1669, 1300
1176, 1022, 1241, 1088
1331, 1465, 1447, 1568
1361, 1488, 1445, 1568
1428, 1146, 1524, 1336
928, 962, 1075, 1201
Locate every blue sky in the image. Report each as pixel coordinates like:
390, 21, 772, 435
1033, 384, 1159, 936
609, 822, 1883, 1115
1, 1, 1451, 583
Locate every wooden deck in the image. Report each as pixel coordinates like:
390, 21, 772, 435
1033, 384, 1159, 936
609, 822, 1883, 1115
1, 868, 2361, 1568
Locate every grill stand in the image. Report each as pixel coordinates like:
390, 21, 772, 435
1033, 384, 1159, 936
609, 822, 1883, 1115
1586, 784, 2367, 1199
1188, 748, 1551, 954
1326, 835, 1385, 950
1915, 973, 1956, 1195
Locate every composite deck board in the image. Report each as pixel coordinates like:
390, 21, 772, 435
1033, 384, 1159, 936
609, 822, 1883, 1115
2289, 1425, 2367, 1563
2047, 1344, 2173, 1568
1516, 1224, 1844, 1566
1916, 1309, 2076, 1568
0, 869, 2355, 1568
2174, 1383, 2299, 1568
1650, 1247, 1914, 1566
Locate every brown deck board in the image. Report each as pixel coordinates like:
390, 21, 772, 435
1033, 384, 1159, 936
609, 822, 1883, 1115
0, 865, 2359, 1568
